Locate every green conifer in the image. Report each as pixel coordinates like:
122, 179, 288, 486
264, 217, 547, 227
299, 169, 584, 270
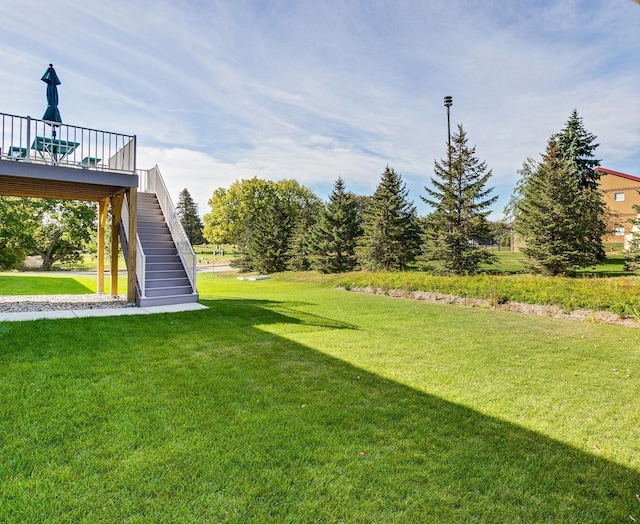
420, 125, 497, 275
308, 177, 362, 273
357, 167, 420, 271
512, 111, 608, 275
176, 188, 204, 245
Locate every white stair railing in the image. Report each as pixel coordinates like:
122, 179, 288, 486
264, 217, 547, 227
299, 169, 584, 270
121, 192, 146, 299
139, 166, 197, 293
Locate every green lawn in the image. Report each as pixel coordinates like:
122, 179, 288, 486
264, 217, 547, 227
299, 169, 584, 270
486, 249, 634, 276
0, 272, 120, 295
1, 272, 639, 522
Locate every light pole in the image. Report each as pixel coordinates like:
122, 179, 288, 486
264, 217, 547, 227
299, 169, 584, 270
444, 96, 453, 168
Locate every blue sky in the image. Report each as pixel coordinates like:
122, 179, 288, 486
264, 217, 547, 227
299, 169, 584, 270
2, 0, 639, 218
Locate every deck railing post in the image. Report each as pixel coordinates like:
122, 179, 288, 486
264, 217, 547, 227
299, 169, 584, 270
132, 135, 137, 174
25, 116, 31, 162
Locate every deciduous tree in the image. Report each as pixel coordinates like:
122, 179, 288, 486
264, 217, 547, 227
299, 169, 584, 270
1, 198, 96, 270
205, 178, 320, 272
0, 197, 29, 269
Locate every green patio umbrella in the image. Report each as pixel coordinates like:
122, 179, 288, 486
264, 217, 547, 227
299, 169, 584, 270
41, 63, 62, 124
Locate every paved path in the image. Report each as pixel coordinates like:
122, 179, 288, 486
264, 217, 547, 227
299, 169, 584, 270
0, 302, 208, 323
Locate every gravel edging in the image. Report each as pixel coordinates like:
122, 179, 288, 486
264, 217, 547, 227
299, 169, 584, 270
343, 286, 640, 328
0, 294, 129, 313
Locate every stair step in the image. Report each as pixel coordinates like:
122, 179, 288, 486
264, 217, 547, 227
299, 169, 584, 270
145, 263, 184, 275
146, 258, 182, 265
146, 255, 182, 265
138, 227, 169, 234
137, 293, 199, 308
145, 277, 191, 289
139, 234, 173, 243
140, 243, 174, 251
140, 238, 176, 247
144, 247, 178, 256
145, 285, 194, 298
138, 220, 164, 226
146, 269, 189, 279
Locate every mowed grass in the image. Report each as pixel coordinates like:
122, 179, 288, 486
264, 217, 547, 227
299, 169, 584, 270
1, 272, 639, 522
0, 273, 102, 295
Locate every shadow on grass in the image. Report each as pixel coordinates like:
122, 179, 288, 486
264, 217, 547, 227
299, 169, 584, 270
576, 256, 633, 278
0, 274, 93, 295
1, 299, 638, 521
211, 297, 359, 331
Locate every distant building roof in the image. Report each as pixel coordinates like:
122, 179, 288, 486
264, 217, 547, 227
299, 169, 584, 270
595, 167, 640, 183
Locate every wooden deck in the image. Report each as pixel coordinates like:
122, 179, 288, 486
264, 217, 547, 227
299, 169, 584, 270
0, 158, 137, 200
0, 159, 139, 302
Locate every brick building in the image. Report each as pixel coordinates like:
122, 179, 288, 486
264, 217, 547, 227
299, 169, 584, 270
595, 167, 640, 243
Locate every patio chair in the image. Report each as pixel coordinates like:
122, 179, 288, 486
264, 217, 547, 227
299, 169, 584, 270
78, 157, 101, 169
7, 146, 27, 160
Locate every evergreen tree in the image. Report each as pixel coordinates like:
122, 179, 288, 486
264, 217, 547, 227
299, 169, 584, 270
514, 139, 606, 275
308, 177, 362, 273
554, 110, 607, 262
245, 194, 293, 274
176, 188, 204, 245
420, 125, 497, 275
357, 166, 420, 271
555, 109, 601, 189
624, 200, 640, 271
287, 198, 321, 271
512, 111, 608, 275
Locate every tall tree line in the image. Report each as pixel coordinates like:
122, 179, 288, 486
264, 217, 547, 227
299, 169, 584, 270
202, 168, 421, 274
5, 114, 610, 277
201, 110, 614, 276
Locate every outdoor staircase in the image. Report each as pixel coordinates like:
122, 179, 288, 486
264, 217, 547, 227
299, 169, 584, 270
136, 192, 199, 307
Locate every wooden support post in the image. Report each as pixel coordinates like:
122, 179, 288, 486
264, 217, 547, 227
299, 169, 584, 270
110, 192, 124, 297
127, 187, 138, 304
97, 198, 109, 294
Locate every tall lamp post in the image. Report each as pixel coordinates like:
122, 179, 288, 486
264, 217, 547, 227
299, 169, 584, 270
444, 96, 453, 168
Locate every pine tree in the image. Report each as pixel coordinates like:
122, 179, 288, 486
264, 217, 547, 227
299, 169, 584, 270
555, 109, 601, 189
287, 199, 321, 271
357, 166, 420, 271
512, 111, 608, 275
176, 188, 204, 245
554, 110, 607, 262
624, 200, 640, 271
308, 177, 362, 273
245, 195, 293, 274
420, 125, 497, 275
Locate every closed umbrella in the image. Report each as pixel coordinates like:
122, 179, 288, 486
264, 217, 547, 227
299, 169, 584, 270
41, 63, 62, 124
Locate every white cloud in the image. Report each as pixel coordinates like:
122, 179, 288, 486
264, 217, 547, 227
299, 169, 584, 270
1, 0, 638, 220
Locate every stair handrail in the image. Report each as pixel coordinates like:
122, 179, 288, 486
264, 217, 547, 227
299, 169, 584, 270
121, 192, 147, 299
141, 166, 197, 293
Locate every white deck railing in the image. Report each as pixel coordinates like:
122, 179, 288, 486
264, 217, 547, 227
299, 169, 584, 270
0, 112, 136, 173
139, 166, 197, 294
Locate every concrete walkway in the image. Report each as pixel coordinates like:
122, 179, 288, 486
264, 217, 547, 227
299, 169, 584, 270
0, 302, 208, 323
